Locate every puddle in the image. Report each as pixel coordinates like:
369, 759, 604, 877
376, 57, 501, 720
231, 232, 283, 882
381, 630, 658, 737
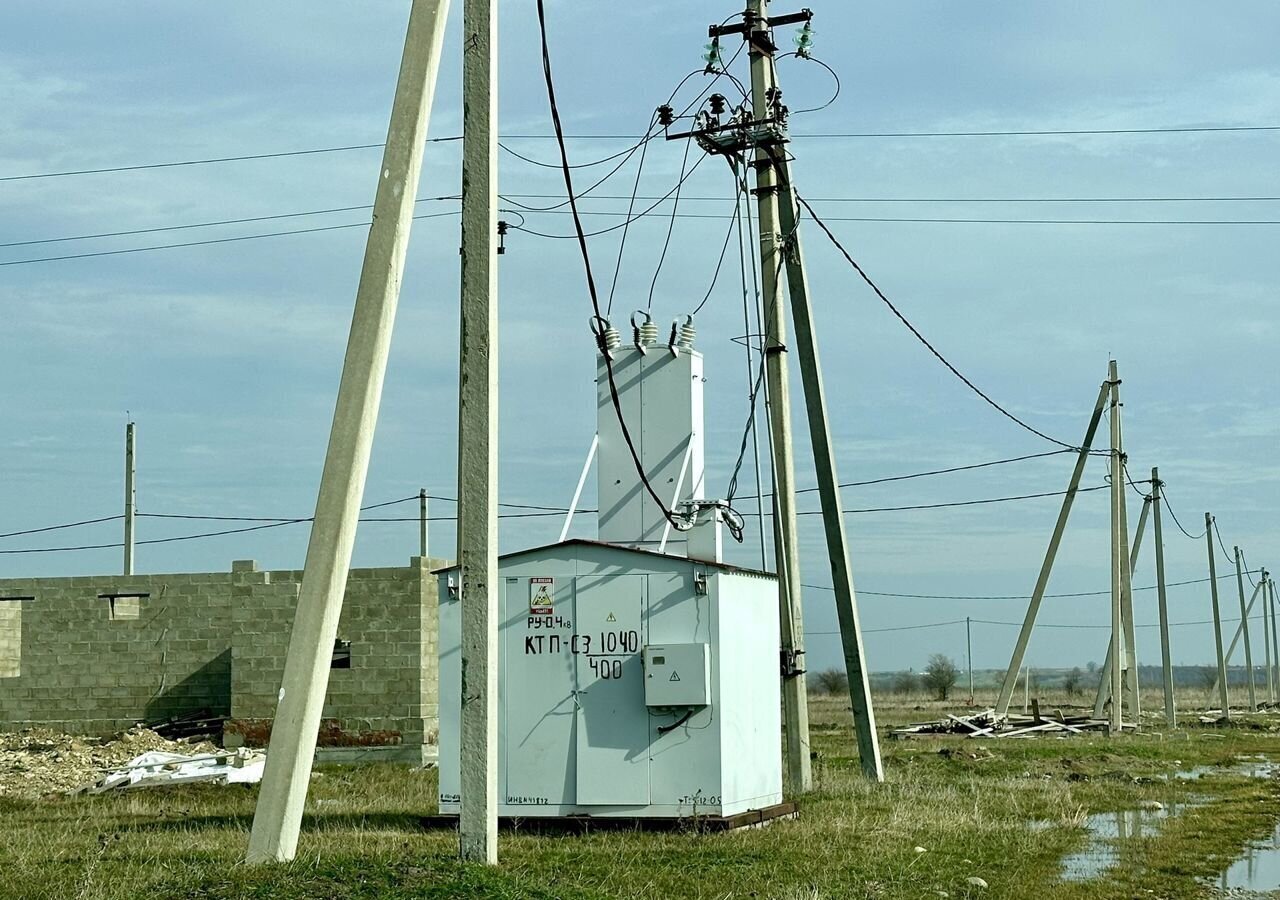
1059, 805, 1193, 882
1215, 821, 1280, 892
1050, 756, 1278, 883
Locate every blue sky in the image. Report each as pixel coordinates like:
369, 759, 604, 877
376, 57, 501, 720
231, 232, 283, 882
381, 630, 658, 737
1, 1, 1277, 674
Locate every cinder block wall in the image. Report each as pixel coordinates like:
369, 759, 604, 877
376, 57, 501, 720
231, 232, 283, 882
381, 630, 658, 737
0, 557, 443, 744
0, 572, 235, 734
227, 556, 443, 748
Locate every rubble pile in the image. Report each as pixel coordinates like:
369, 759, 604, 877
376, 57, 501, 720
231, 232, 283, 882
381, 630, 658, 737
0, 726, 217, 800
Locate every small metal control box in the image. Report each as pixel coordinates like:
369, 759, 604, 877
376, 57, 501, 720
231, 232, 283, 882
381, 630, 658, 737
643, 643, 711, 707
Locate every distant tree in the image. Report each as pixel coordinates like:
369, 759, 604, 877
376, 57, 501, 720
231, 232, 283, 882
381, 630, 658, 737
893, 670, 918, 696
922, 654, 960, 701
1086, 661, 1099, 674
813, 668, 848, 695
1063, 666, 1084, 697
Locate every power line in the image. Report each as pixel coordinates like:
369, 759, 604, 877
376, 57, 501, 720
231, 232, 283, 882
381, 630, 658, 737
808, 609, 1269, 637
0, 210, 460, 268
506, 192, 1280, 205
794, 193, 1081, 450
6, 122, 1276, 183
0, 514, 124, 539
801, 570, 1257, 601
740, 484, 1110, 518
1158, 485, 1207, 540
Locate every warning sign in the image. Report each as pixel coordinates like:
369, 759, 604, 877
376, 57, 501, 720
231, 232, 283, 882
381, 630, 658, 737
606, 612, 616, 623
529, 577, 555, 614
669, 671, 681, 682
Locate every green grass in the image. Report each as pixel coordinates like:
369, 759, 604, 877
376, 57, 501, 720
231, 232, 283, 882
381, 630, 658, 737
3, 695, 1280, 899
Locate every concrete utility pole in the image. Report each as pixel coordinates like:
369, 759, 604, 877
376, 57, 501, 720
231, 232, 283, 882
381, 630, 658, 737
124, 421, 136, 576
419, 489, 429, 559
738, 1, 882, 781
1115, 404, 1139, 718
746, 0, 812, 792
1209, 579, 1264, 698
1108, 360, 1124, 733
967, 616, 974, 701
1270, 576, 1280, 702
457, 0, 500, 866
1234, 546, 1257, 711
1206, 514, 1230, 719
1261, 570, 1274, 704
996, 373, 1110, 717
1092, 493, 1149, 719
245, 0, 451, 865
1150, 469, 1176, 728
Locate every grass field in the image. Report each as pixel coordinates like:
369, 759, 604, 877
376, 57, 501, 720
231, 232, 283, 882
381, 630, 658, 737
3, 693, 1279, 899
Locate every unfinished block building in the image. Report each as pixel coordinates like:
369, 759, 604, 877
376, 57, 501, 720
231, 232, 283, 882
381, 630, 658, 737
0, 556, 445, 764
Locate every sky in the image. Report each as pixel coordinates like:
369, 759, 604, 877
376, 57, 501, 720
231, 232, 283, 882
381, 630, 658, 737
1, 1, 1278, 676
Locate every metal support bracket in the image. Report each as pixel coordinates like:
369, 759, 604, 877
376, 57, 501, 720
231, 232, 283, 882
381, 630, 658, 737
780, 648, 806, 677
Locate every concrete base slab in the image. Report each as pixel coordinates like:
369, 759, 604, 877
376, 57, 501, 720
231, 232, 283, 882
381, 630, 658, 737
419, 801, 798, 833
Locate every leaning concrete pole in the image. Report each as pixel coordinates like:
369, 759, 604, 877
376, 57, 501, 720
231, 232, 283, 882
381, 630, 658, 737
123, 421, 136, 576
1206, 514, 1230, 719
1209, 579, 1264, 697
777, 168, 882, 781
1108, 360, 1124, 733
1151, 469, 1176, 727
457, 0, 500, 865
245, 0, 451, 864
1234, 546, 1257, 711
747, 0, 811, 793
996, 374, 1110, 717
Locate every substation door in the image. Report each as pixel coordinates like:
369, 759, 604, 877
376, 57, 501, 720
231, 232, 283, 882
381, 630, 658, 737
573, 574, 650, 806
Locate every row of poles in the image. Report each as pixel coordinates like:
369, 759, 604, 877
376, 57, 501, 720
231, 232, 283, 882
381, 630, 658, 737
995, 359, 1274, 732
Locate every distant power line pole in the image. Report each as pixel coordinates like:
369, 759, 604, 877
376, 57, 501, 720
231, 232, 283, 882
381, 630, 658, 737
124, 421, 136, 576
1150, 468, 1176, 728
1234, 546, 1258, 711
419, 489, 429, 558
966, 616, 974, 701
1206, 514, 1230, 719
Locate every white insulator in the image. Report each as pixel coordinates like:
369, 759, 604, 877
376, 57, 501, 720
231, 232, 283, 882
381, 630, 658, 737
632, 310, 658, 349
603, 323, 621, 352
678, 315, 696, 350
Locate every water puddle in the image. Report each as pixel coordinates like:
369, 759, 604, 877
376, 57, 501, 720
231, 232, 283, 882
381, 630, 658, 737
1059, 804, 1193, 882
1213, 820, 1280, 892
1049, 755, 1277, 882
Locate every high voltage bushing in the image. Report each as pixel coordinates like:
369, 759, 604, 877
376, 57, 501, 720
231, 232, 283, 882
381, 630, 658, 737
709, 93, 728, 116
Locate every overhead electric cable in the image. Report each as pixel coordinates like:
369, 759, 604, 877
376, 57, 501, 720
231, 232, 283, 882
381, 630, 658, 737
0, 514, 124, 539
532, 0, 687, 533
6, 121, 1276, 183
794, 193, 1082, 450
644, 134, 695, 312
801, 570, 1257, 600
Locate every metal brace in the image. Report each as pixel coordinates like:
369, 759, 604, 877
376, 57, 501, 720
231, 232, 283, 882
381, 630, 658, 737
693, 568, 709, 595
780, 648, 806, 677
446, 575, 459, 601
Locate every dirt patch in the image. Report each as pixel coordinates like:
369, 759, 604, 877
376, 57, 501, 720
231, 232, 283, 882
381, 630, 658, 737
0, 726, 216, 800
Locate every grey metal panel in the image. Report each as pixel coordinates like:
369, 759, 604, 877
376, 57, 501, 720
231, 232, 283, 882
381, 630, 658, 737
503, 577, 577, 808
597, 350, 645, 545
574, 574, 649, 805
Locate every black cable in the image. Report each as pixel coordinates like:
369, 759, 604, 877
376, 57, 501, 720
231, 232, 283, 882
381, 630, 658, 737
0, 210, 460, 268
21, 190, 1280, 250
1211, 516, 1237, 566
808, 484, 1109, 515
6, 122, 1277, 183
498, 138, 653, 172
645, 135, 694, 312
778, 53, 840, 115
533, 0, 686, 532
691, 176, 744, 316
736, 449, 1074, 502
802, 570, 1257, 601
1241, 549, 1259, 589
725, 349, 769, 504
517, 208, 1280, 227
657, 710, 695, 734
499, 128, 657, 214
606, 117, 656, 317
1159, 486, 1207, 540
0, 514, 124, 539
793, 193, 1083, 450
507, 155, 709, 240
